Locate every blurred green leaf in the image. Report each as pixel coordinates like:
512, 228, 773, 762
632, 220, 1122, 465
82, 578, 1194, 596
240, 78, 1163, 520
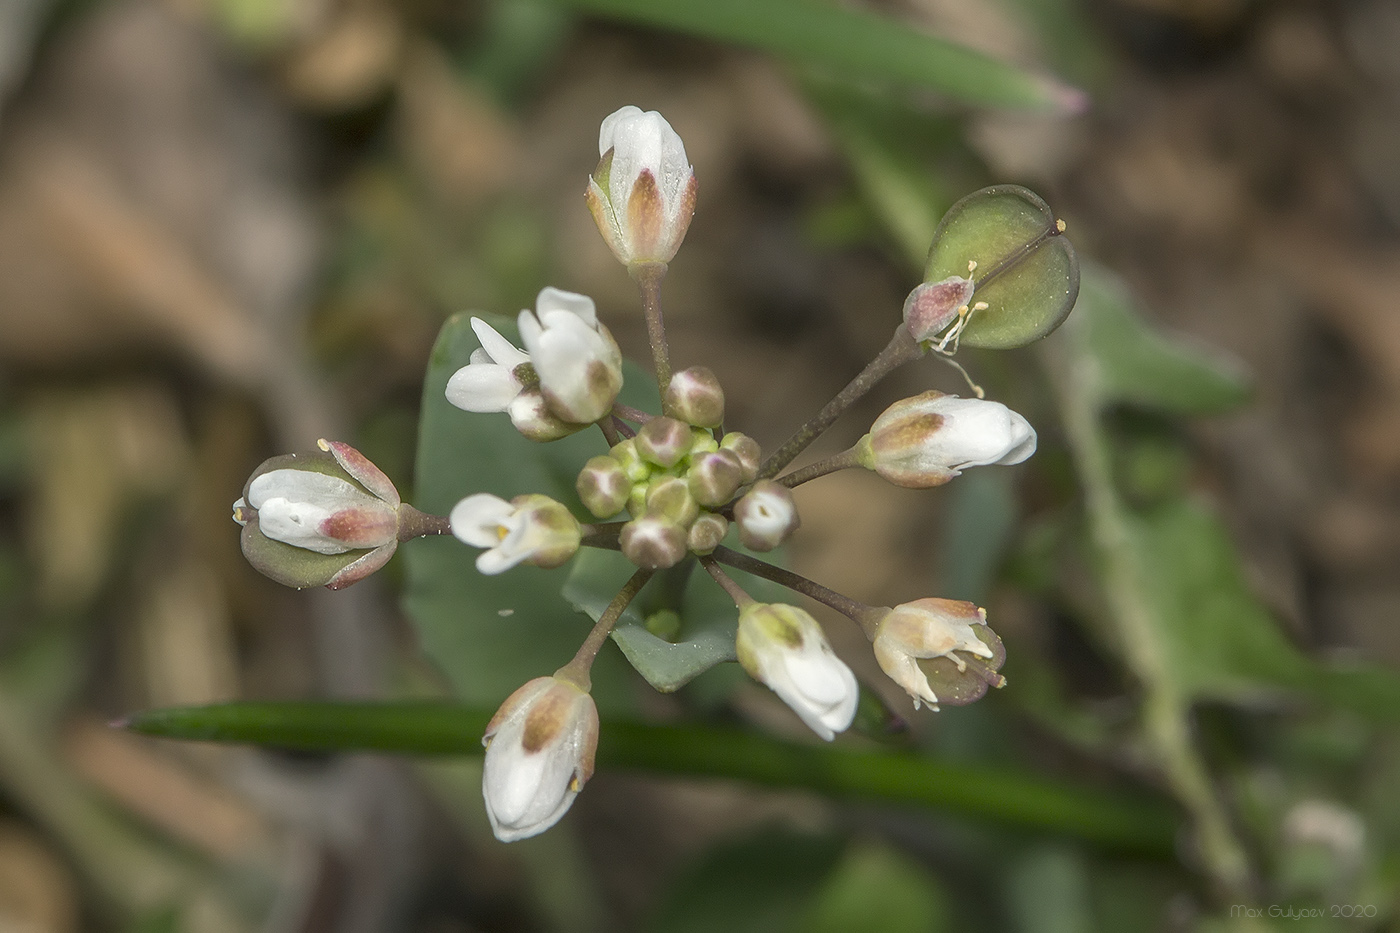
127, 701, 1180, 852
1076, 269, 1250, 415
1006, 845, 1093, 933
648, 828, 846, 933
405, 312, 658, 714
939, 468, 1018, 603
924, 185, 1080, 349
803, 841, 949, 933
557, 0, 1082, 111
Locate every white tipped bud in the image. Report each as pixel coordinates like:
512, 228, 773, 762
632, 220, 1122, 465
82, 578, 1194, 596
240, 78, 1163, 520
687, 512, 729, 555
665, 366, 725, 428
733, 480, 799, 552
576, 456, 632, 518
620, 515, 687, 569
585, 106, 697, 267
482, 676, 598, 842
634, 416, 692, 468
736, 603, 857, 741
856, 391, 1036, 488
720, 432, 761, 484
687, 450, 744, 508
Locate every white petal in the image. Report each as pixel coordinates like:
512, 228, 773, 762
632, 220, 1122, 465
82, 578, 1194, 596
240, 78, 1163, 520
450, 493, 516, 548
599, 105, 644, 155
528, 318, 616, 423
476, 545, 532, 575
535, 286, 598, 328
445, 364, 522, 413
470, 317, 528, 368
248, 469, 370, 512
256, 497, 347, 554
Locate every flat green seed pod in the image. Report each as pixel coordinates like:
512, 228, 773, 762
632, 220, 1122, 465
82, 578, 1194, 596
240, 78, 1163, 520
923, 185, 1079, 349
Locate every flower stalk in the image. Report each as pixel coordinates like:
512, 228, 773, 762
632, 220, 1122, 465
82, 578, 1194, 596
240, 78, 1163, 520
556, 568, 655, 690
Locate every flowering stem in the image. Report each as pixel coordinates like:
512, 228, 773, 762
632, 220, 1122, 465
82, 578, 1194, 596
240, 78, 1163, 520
612, 416, 636, 439
611, 403, 653, 425
710, 546, 884, 635
758, 325, 923, 480
776, 448, 863, 488
631, 261, 672, 408
396, 505, 452, 540
556, 568, 654, 691
598, 417, 622, 447
699, 558, 755, 608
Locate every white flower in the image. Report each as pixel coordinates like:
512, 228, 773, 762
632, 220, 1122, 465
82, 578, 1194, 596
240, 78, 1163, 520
517, 287, 622, 424
872, 599, 995, 710
242, 468, 397, 555
857, 391, 1036, 488
450, 492, 581, 574
736, 603, 857, 741
586, 105, 698, 266
482, 676, 599, 843
445, 318, 531, 413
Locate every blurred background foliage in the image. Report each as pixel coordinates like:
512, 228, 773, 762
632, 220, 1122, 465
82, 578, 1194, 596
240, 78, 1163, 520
2, 0, 1400, 929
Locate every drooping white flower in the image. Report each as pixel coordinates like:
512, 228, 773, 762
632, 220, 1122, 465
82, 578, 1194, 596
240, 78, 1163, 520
450, 492, 582, 574
586, 106, 698, 266
517, 287, 623, 424
872, 598, 996, 710
736, 603, 857, 741
482, 676, 599, 843
445, 318, 531, 413
856, 391, 1036, 488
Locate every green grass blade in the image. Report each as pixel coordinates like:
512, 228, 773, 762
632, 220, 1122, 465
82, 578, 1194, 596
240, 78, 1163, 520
126, 701, 1177, 854
554, 0, 1084, 111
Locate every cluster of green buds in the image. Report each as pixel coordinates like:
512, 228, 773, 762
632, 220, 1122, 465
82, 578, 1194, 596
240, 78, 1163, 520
230, 104, 1079, 845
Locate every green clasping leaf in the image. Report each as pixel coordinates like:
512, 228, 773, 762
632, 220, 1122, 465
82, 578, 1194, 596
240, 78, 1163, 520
924, 185, 1080, 349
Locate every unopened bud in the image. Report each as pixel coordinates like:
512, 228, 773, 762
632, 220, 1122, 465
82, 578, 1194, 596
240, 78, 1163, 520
720, 432, 761, 484
609, 439, 651, 484
736, 603, 857, 741
665, 366, 725, 428
687, 449, 744, 507
644, 476, 699, 527
903, 277, 975, 344
509, 389, 583, 442
635, 416, 692, 468
576, 456, 632, 518
687, 512, 728, 555
733, 480, 799, 552
856, 391, 1036, 488
620, 515, 688, 569
233, 440, 403, 590
688, 427, 719, 457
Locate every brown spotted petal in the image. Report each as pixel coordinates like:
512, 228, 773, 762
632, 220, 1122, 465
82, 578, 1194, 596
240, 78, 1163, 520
481, 676, 599, 842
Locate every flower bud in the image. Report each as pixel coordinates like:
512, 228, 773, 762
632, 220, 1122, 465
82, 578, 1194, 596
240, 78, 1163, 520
687, 450, 744, 508
664, 366, 725, 428
482, 676, 599, 842
856, 391, 1036, 488
688, 427, 719, 457
687, 512, 728, 555
903, 276, 975, 344
509, 389, 583, 443
644, 476, 699, 527
620, 515, 687, 570
736, 603, 857, 741
585, 106, 698, 267
576, 456, 632, 518
634, 416, 692, 469
720, 432, 761, 484
451, 493, 582, 574
609, 438, 651, 484
233, 440, 402, 590
871, 599, 1006, 710
733, 480, 799, 552
518, 287, 624, 425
